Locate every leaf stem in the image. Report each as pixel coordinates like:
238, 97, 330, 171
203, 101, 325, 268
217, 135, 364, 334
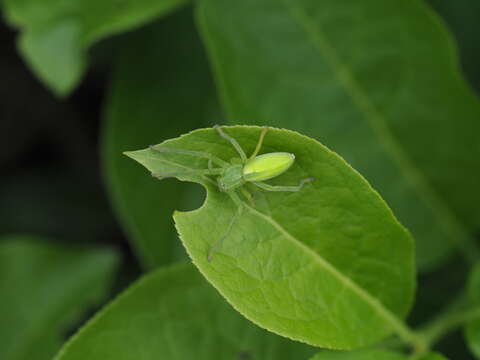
393, 322, 428, 353
420, 304, 480, 347
379, 291, 480, 356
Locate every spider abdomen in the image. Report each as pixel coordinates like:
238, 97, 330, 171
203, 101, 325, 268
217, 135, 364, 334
243, 152, 295, 182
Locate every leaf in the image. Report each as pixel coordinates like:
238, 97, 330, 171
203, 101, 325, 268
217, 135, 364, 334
2, 0, 187, 95
102, 8, 219, 269
310, 349, 406, 360
428, 0, 480, 91
126, 125, 415, 349
54, 263, 315, 360
417, 354, 449, 360
465, 263, 480, 358
196, 0, 480, 271
310, 350, 448, 360
0, 235, 118, 360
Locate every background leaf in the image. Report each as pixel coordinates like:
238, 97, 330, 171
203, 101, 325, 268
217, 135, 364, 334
418, 353, 448, 360
102, 8, 219, 269
465, 263, 480, 358
0, 235, 118, 360
127, 126, 415, 349
2, 0, 187, 95
196, 0, 480, 271
428, 0, 480, 92
310, 350, 448, 359
310, 349, 407, 360
54, 263, 315, 360
419, 354, 449, 360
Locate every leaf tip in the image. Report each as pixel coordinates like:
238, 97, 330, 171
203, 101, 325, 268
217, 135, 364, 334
122, 150, 134, 158
123, 150, 143, 163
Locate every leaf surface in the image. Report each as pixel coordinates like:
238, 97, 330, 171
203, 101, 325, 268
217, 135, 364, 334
419, 354, 449, 360
310, 350, 406, 360
54, 263, 315, 360
428, 0, 480, 91
2, 0, 187, 95
196, 0, 480, 270
127, 125, 415, 348
465, 263, 480, 358
310, 350, 448, 359
0, 235, 118, 360
103, 9, 218, 268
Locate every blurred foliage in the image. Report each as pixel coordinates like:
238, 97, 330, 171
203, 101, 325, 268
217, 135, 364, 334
0, 236, 118, 360
466, 264, 480, 357
54, 263, 316, 360
2, 0, 187, 95
310, 349, 447, 360
428, 0, 480, 92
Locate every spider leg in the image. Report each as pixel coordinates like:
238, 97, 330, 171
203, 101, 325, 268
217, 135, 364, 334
228, 190, 245, 208
150, 145, 228, 167
152, 168, 223, 177
151, 168, 222, 186
249, 126, 269, 159
214, 125, 247, 162
240, 187, 255, 207
208, 159, 220, 172
252, 177, 314, 192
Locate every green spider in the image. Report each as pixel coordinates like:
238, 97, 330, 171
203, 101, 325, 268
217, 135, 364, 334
150, 125, 313, 261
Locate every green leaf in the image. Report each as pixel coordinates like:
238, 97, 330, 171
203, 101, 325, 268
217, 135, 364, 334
0, 235, 118, 360
126, 126, 415, 349
428, 0, 480, 90
418, 353, 448, 360
2, 0, 187, 95
102, 8, 219, 269
310, 350, 448, 360
465, 263, 480, 358
196, 0, 480, 271
417, 354, 449, 360
310, 349, 406, 360
54, 263, 315, 360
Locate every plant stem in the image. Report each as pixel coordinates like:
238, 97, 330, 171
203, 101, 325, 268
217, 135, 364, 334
393, 322, 428, 353
420, 305, 480, 346
384, 286, 480, 357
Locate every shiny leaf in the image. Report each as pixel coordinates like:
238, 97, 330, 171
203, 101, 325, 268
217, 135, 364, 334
127, 125, 415, 349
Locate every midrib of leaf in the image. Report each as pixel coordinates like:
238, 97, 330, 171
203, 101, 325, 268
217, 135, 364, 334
281, 0, 478, 262
243, 202, 418, 346
127, 152, 217, 185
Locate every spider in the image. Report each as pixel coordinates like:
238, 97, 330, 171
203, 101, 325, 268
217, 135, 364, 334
150, 125, 313, 260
